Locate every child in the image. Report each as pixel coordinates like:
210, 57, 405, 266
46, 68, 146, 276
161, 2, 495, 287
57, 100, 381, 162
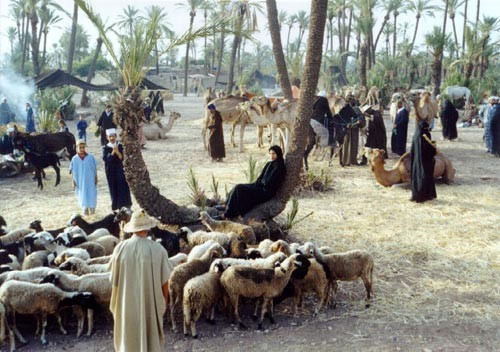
77, 114, 88, 142
58, 119, 69, 133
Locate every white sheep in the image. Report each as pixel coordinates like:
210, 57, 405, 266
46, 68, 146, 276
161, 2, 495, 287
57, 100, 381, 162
311, 244, 375, 308
54, 248, 91, 266
40, 270, 111, 337
168, 253, 188, 267
86, 255, 112, 265
270, 239, 300, 256
245, 239, 274, 258
59, 256, 110, 275
178, 227, 239, 251
220, 253, 303, 330
0, 280, 96, 350
0, 228, 32, 247
182, 260, 225, 338
187, 240, 227, 262
75, 241, 106, 258
21, 250, 54, 270
213, 251, 287, 270
86, 228, 111, 242
199, 211, 256, 244
92, 235, 119, 255
0, 267, 53, 285
168, 243, 225, 332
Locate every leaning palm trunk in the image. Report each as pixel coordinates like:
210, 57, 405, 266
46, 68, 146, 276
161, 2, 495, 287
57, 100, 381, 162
81, 37, 103, 107
431, 58, 442, 97
245, 0, 328, 221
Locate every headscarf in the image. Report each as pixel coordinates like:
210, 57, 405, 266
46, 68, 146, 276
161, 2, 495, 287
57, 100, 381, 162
207, 103, 216, 110
269, 145, 284, 161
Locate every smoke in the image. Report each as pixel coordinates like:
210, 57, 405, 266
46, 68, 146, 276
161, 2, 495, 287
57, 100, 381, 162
0, 70, 37, 123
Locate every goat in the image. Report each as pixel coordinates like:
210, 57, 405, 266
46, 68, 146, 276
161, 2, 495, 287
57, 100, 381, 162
23, 150, 60, 190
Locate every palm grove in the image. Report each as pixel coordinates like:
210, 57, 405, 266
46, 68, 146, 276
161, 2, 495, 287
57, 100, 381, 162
2, 0, 498, 223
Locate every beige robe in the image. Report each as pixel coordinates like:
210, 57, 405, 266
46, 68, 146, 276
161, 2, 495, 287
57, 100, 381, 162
110, 235, 173, 352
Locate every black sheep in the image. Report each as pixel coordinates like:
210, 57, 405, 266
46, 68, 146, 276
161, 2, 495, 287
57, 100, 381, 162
23, 151, 60, 190
150, 226, 180, 256
68, 213, 120, 238
29, 220, 66, 237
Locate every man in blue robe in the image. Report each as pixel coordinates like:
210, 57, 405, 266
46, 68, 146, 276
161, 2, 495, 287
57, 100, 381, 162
70, 140, 98, 215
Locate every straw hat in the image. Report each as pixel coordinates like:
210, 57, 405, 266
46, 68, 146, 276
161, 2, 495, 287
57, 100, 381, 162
123, 209, 157, 233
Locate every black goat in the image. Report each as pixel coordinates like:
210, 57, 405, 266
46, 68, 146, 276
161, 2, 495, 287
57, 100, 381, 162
23, 151, 60, 190
29, 220, 66, 237
68, 213, 120, 238
150, 226, 180, 256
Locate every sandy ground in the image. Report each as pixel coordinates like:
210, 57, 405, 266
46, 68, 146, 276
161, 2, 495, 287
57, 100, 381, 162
0, 94, 499, 351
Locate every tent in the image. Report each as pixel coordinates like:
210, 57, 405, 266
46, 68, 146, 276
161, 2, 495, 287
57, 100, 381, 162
34, 69, 117, 91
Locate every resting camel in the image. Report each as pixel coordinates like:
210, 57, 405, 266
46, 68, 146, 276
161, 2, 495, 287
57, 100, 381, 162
366, 148, 455, 187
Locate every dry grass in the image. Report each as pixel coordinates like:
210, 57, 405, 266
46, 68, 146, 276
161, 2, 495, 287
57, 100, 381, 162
1, 95, 499, 347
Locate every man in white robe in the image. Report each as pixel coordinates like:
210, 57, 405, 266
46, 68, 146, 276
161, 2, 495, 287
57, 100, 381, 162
109, 210, 172, 352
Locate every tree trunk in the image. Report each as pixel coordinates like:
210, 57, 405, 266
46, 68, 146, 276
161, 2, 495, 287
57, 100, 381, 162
392, 13, 398, 57
266, 0, 293, 100
30, 12, 41, 76
374, 14, 389, 56
118, 89, 199, 225
81, 37, 103, 107
214, 29, 225, 88
451, 18, 459, 59
462, 0, 468, 58
67, 2, 78, 75
431, 57, 442, 97
42, 29, 48, 70
359, 42, 368, 88
183, 12, 196, 96
408, 16, 420, 58
245, 0, 327, 221
226, 34, 241, 95
155, 42, 160, 75
21, 16, 28, 74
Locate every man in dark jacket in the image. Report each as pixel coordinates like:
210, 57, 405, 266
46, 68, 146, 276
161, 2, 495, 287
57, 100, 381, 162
391, 101, 409, 156
361, 105, 388, 163
97, 105, 116, 146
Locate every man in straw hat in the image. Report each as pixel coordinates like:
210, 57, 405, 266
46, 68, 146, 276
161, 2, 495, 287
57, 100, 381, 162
109, 209, 173, 352
69, 139, 98, 215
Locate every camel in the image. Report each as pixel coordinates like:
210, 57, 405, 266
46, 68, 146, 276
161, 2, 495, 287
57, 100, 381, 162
201, 95, 250, 152
366, 148, 455, 187
236, 101, 270, 148
407, 91, 438, 123
142, 111, 181, 140
363, 86, 381, 106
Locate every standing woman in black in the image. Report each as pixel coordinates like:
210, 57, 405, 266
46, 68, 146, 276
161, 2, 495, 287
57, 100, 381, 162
221, 145, 286, 219
410, 116, 437, 203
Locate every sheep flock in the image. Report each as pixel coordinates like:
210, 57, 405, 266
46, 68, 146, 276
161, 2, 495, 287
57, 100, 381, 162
0, 208, 374, 350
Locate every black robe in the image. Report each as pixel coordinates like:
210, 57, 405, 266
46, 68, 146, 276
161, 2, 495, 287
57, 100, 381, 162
391, 108, 409, 156
441, 100, 458, 140
365, 110, 388, 157
103, 143, 132, 211
224, 159, 285, 218
337, 105, 364, 166
490, 105, 500, 156
208, 111, 225, 160
97, 111, 116, 146
410, 121, 436, 203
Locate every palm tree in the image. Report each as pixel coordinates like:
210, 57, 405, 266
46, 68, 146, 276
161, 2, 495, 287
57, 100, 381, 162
116, 5, 143, 36
425, 26, 450, 96
266, 0, 292, 100
476, 16, 499, 78
146, 5, 170, 75
391, 0, 405, 57
373, 0, 395, 58
295, 10, 309, 51
76, 0, 224, 224
225, 0, 261, 95
177, 0, 205, 97
7, 28, 17, 57
445, 0, 465, 59
406, 0, 437, 57
354, 0, 376, 87
246, 0, 329, 220
213, 1, 230, 89
67, 1, 78, 74
38, 7, 61, 69
285, 13, 296, 56
461, 0, 468, 57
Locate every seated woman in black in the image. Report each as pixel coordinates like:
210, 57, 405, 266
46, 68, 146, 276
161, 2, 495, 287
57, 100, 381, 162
222, 145, 286, 220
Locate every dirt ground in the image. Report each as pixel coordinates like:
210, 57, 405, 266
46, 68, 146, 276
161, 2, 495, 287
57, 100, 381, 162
0, 94, 499, 352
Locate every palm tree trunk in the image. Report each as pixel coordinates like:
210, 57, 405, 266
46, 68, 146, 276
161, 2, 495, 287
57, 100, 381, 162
374, 13, 389, 55
21, 17, 29, 74
155, 42, 159, 75
67, 1, 78, 74
431, 57, 442, 97
117, 90, 199, 224
266, 0, 293, 100
183, 14, 196, 97
286, 25, 292, 56
80, 37, 103, 107
42, 29, 48, 69
451, 18, 459, 59
409, 16, 420, 57
30, 12, 41, 76
226, 34, 241, 95
462, 0, 468, 58
246, 0, 328, 220
359, 42, 367, 87
392, 14, 398, 57
214, 29, 225, 88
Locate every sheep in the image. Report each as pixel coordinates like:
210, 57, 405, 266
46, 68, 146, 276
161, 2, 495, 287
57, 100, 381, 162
168, 253, 188, 268
199, 211, 256, 244
0, 228, 32, 248
187, 240, 225, 262
21, 250, 54, 270
68, 213, 120, 238
0, 280, 97, 350
228, 240, 248, 259
35, 231, 91, 264
168, 243, 225, 332
0, 301, 5, 345
270, 239, 300, 256
75, 241, 106, 258
312, 244, 375, 308
86, 255, 112, 265
177, 226, 239, 251
54, 226, 88, 247
113, 206, 133, 240
0, 250, 20, 271
213, 251, 288, 270
182, 260, 226, 338
220, 253, 304, 330
150, 226, 180, 256
86, 228, 111, 241
0, 267, 53, 286
92, 235, 119, 255
245, 239, 274, 258
54, 248, 91, 266
245, 219, 270, 242
59, 256, 110, 275
23, 150, 61, 190
40, 270, 111, 337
